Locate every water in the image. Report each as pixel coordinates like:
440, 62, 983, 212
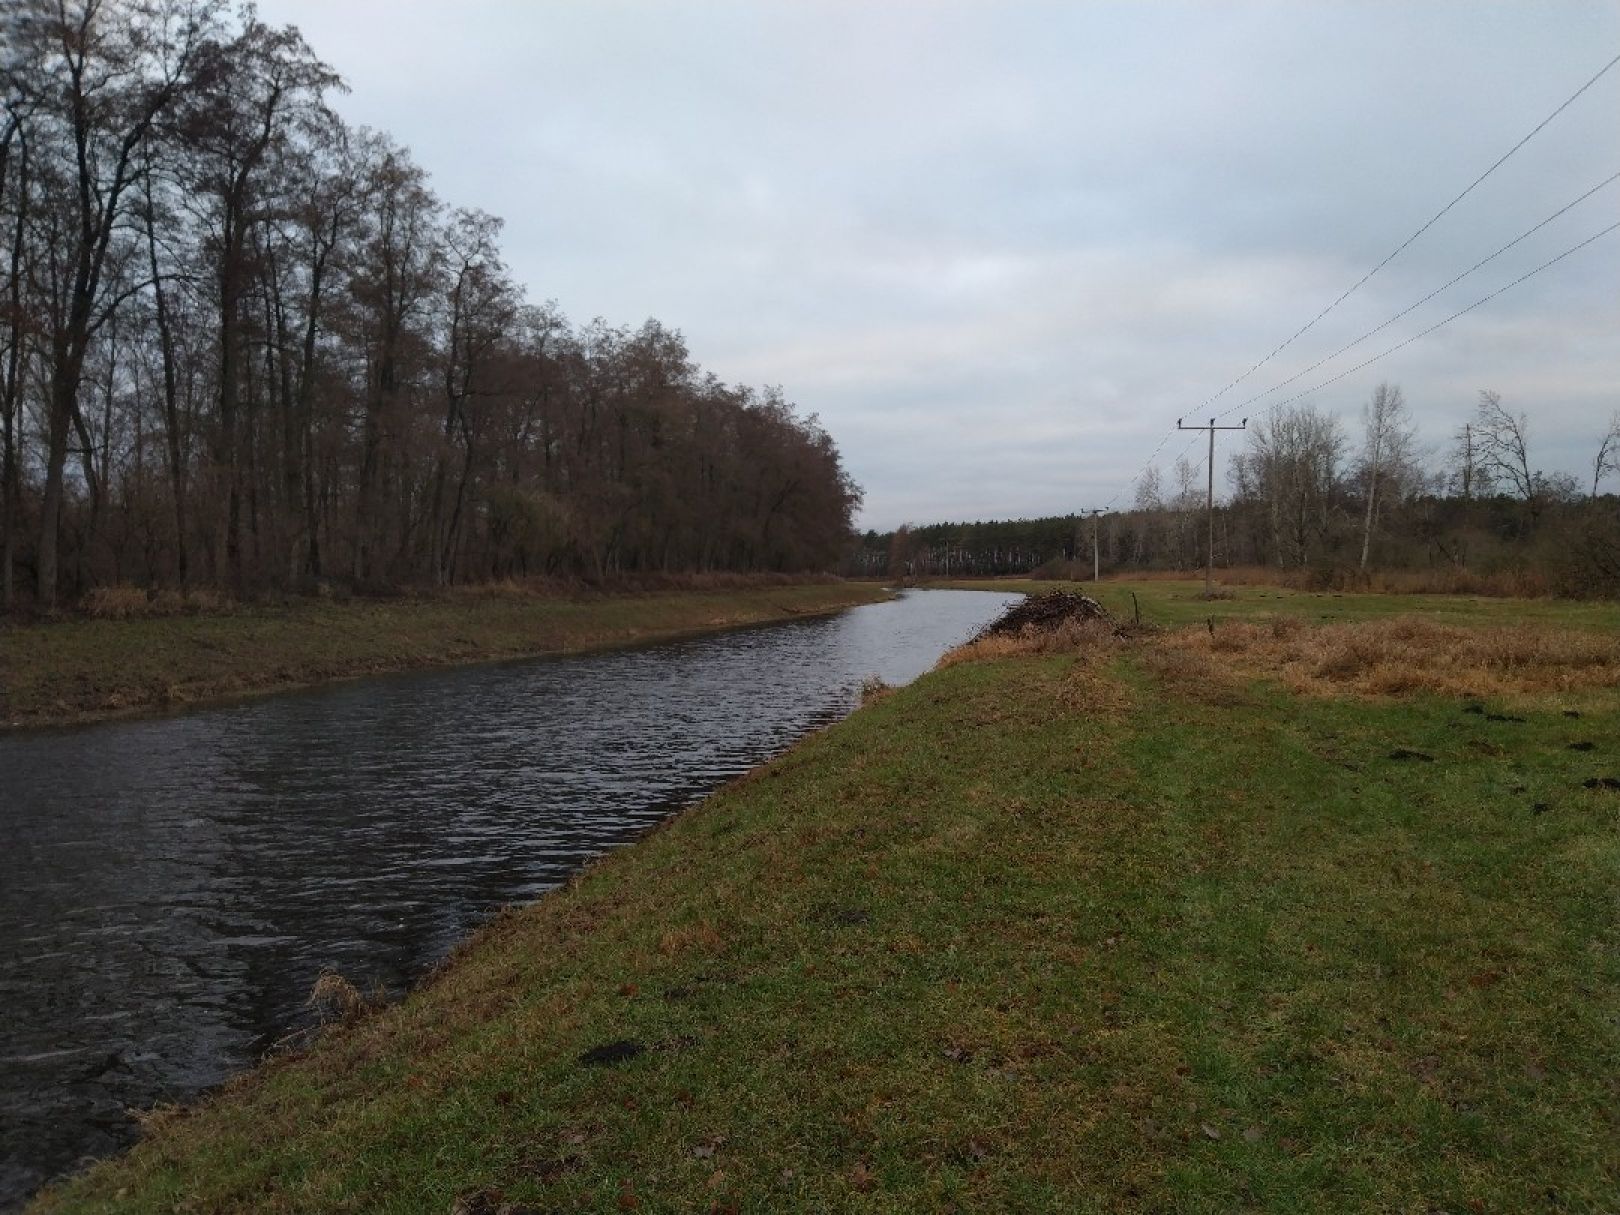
0, 588, 1017, 1207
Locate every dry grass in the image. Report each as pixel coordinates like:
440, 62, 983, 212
936, 617, 1122, 669
305, 970, 371, 1024
1164, 613, 1620, 699
937, 618, 1137, 715
449, 570, 845, 601
858, 675, 893, 705
81, 585, 152, 619
80, 585, 236, 619
1102, 565, 1548, 597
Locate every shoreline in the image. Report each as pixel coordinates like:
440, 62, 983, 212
0, 581, 895, 733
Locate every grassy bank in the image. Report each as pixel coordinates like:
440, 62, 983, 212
928, 575, 1620, 632
0, 581, 892, 730
34, 599, 1619, 1212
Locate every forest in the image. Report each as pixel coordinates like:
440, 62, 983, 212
857, 387, 1620, 597
0, 1, 862, 612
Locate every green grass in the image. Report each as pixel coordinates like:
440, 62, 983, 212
33, 610, 1619, 1212
929, 576, 1620, 632
0, 582, 892, 729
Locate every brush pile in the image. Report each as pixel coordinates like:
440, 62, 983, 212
974, 591, 1111, 640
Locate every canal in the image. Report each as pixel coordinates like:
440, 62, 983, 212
0, 588, 1017, 1207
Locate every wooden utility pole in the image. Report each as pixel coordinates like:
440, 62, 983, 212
1176, 416, 1247, 599
1080, 508, 1104, 582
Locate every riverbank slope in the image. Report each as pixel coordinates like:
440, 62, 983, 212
0, 581, 892, 730
34, 602, 1619, 1212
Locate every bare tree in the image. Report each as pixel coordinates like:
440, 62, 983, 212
1447, 419, 1492, 500
22, 0, 222, 606
1133, 464, 1163, 511
1357, 382, 1416, 570
1231, 402, 1345, 569
1593, 410, 1620, 499
0, 3, 868, 608
1474, 390, 1534, 507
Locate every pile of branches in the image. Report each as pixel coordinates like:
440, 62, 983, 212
974, 591, 1113, 640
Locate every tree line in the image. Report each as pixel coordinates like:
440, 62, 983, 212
860, 387, 1620, 596
0, 1, 861, 611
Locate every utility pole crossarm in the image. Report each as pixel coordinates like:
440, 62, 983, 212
1176, 416, 1248, 599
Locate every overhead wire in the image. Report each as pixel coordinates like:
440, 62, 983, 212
1194, 48, 1620, 416
1230, 217, 1620, 418
1096, 49, 1620, 512
1113, 215, 1620, 506
1210, 167, 1620, 424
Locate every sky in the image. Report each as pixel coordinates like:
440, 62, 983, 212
255, 0, 1620, 530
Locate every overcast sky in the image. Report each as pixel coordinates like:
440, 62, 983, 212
256, 0, 1619, 529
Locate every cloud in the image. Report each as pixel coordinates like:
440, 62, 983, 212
257, 0, 1620, 527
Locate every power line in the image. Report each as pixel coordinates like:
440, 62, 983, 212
1195, 48, 1620, 416
1240, 218, 1620, 417
1098, 49, 1620, 512
1212, 167, 1620, 423
1107, 213, 1619, 510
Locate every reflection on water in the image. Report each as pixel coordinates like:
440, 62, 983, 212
0, 588, 1017, 1207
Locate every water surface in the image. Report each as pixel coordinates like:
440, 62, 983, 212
0, 588, 1017, 1207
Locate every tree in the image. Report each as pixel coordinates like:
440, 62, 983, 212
1231, 402, 1345, 569
1357, 382, 1416, 570
1448, 419, 1492, 500
1592, 411, 1620, 499
0, 2, 863, 608
1133, 464, 1163, 511
174, 14, 339, 588
1474, 390, 1534, 509
21, 0, 221, 606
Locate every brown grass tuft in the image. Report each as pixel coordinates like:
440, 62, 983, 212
858, 675, 893, 706
658, 919, 724, 957
82, 584, 150, 619
307, 970, 370, 1023
936, 618, 1121, 669
1165, 614, 1620, 699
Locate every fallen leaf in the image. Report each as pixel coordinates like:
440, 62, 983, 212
1201, 1123, 1222, 1140
1242, 1125, 1263, 1143
849, 1160, 875, 1192
707, 1169, 726, 1189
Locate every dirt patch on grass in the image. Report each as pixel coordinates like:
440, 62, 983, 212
1164, 615, 1620, 700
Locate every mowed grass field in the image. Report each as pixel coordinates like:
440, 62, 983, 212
0, 581, 892, 729
31, 586, 1620, 1213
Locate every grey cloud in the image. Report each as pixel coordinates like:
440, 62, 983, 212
258, 0, 1620, 527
